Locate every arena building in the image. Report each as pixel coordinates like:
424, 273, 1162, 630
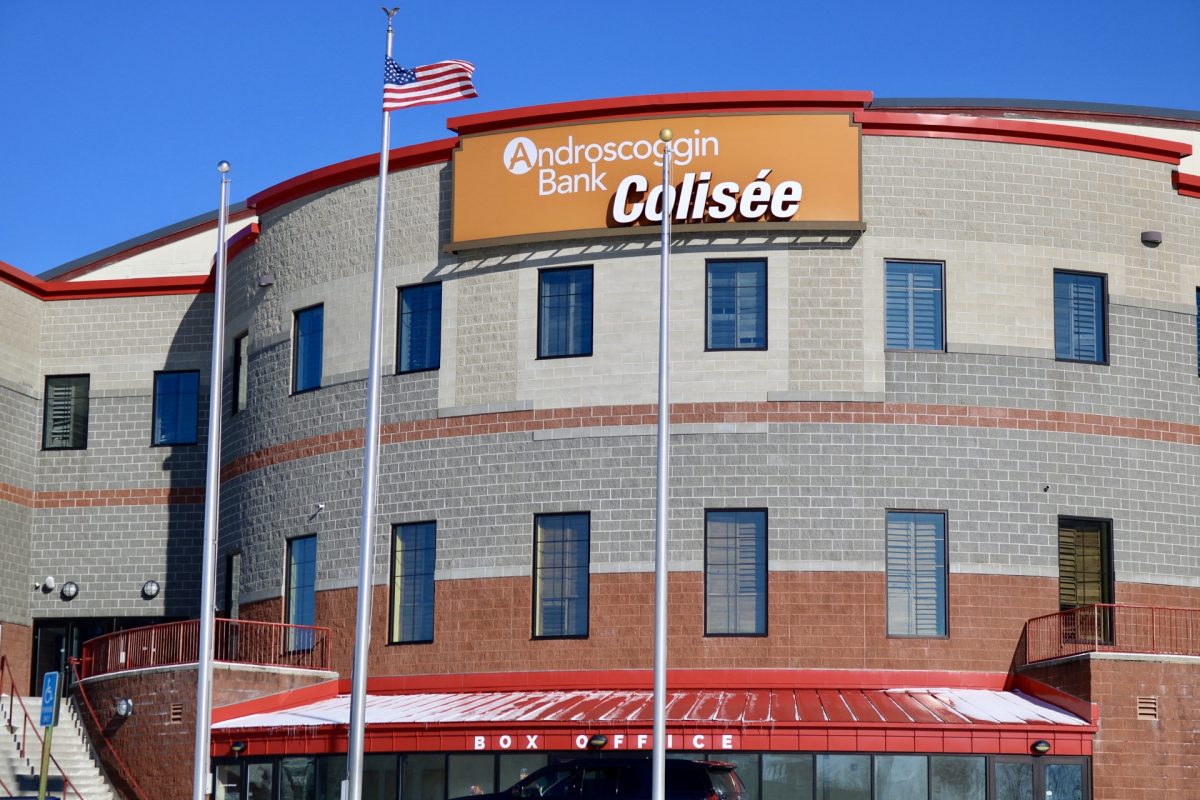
2, 90, 1200, 800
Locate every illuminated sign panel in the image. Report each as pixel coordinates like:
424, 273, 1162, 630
451, 113, 861, 248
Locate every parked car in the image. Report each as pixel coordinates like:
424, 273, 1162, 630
453, 757, 745, 800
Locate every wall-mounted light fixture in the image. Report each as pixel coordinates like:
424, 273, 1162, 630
115, 698, 134, 718
586, 734, 608, 750
256, 273, 275, 288
60, 581, 79, 600
142, 580, 161, 599
42, 576, 56, 592
1030, 739, 1051, 755
1141, 230, 1163, 248
230, 741, 247, 754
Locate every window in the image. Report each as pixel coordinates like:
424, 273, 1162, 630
705, 509, 767, 635
397, 283, 442, 373
293, 304, 324, 392
706, 260, 766, 350
286, 534, 317, 649
232, 332, 248, 414
886, 511, 948, 637
390, 521, 436, 643
533, 513, 589, 637
1195, 288, 1199, 375
1054, 271, 1106, 363
152, 370, 199, 446
42, 375, 89, 450
223, 552, 241, 620
538, 267, 593, 358
1058, 517, 1112, 609
885, 260, 945, 351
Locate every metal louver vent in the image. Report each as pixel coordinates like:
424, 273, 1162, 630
1136, 696, 1159, 720
170, 703, 184, 723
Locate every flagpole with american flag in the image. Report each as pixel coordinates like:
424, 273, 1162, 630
344, 9, 477, 800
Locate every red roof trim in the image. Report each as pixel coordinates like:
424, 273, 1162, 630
212, 678, 342, 724
856, 110, 1192, 164
227, 222, 261, 262
1011, 674, 1099, 725
47, 208, 256, 282
0, 259, 214, 301
1174, 170, 1200, 198
247, 138, 457, 214
446, 91, 875, 136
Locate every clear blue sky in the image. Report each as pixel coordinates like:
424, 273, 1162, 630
2, 1, 1197, 275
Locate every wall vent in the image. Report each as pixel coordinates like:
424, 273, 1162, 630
170, 703, 184, 724
1136, 696, 1159, 721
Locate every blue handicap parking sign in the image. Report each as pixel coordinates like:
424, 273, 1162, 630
39, 672, 59, 728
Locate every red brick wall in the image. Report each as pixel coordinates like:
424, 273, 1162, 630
1024, 656, 1200, 800
73, 664, 332, 800
0, 621, 32, 694
242, 572, 1061, 677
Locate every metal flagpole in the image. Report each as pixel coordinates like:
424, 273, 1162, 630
345, 8, 400, 800
192, 160, 231, 800
651, 128, 673, 800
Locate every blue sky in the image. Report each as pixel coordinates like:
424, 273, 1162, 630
2, 1, 1197, 275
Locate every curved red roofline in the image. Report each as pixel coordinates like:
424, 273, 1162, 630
1, 258, 213, 301
446, 90, 876, 136
1174, 171, 1200, 198
855, 110, 1192, 164
247, 137, 458, 215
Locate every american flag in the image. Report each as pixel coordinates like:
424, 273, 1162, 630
383, 57, 477, 111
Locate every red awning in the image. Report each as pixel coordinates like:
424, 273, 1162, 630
210, 671, 1095, 758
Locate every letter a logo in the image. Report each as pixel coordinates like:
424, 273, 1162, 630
503, 137, 538, 175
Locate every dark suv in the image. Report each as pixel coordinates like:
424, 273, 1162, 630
456, 757, 745, 800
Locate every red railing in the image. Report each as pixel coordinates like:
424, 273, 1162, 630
0, 655, 83, 800
66, 658, 149, 800
78, 618, 331, 679
1026, 603, 1200, 663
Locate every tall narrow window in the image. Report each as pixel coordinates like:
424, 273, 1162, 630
886, 260, 945, 351
42, 375, 89, 450
1195, 288, 1199, 375
397, 283, 442, 373
533, 513, 589, 637
390, 521, 436, 643
706, 260, 767, 350
538, 267, 593, 358
293, 304, 324, 392
705, 509, 767, 635
286, 535, 317, 650
1054, 271, 1106, 363
886, 511, 948, 636
152, 370, 199, 446
232, 332, 249, 414
223, 552, 241, 620
1058, 517, 1113, 609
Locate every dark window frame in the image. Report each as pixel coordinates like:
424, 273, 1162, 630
885, 509, 950, 639
150, 369, 200, 447
223, 550, 242, 620
705, 258, 768, 352
884, 259, 947, 353
1053, 269, 1109, 365
232, 331, 249, 415
531, 512, 591, 640
284, 534, 317, 652
1057, 515, 1114, 610
41, 374, 90, 451
536, 266, 594, 360
388, 520, 437, 645
703, 508, 769, 638
396, 282, 443, 375
292, 304, 324, 394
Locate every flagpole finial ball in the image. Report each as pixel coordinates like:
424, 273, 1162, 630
659, 129, 673, 143
217, 161, 231, 174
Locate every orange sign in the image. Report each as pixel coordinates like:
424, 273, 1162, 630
450, 113, 861, 249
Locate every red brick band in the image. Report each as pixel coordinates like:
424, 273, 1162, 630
221, 401, 1200, 483
0, 483, 204, 509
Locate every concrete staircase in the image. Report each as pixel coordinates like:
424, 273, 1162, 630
0, 695, 116, 800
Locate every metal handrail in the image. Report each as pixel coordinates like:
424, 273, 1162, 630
66, 658, 149, 800
0, 655, 83, 800
79, 618, 332, 679
1026, 603, 1200, 663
